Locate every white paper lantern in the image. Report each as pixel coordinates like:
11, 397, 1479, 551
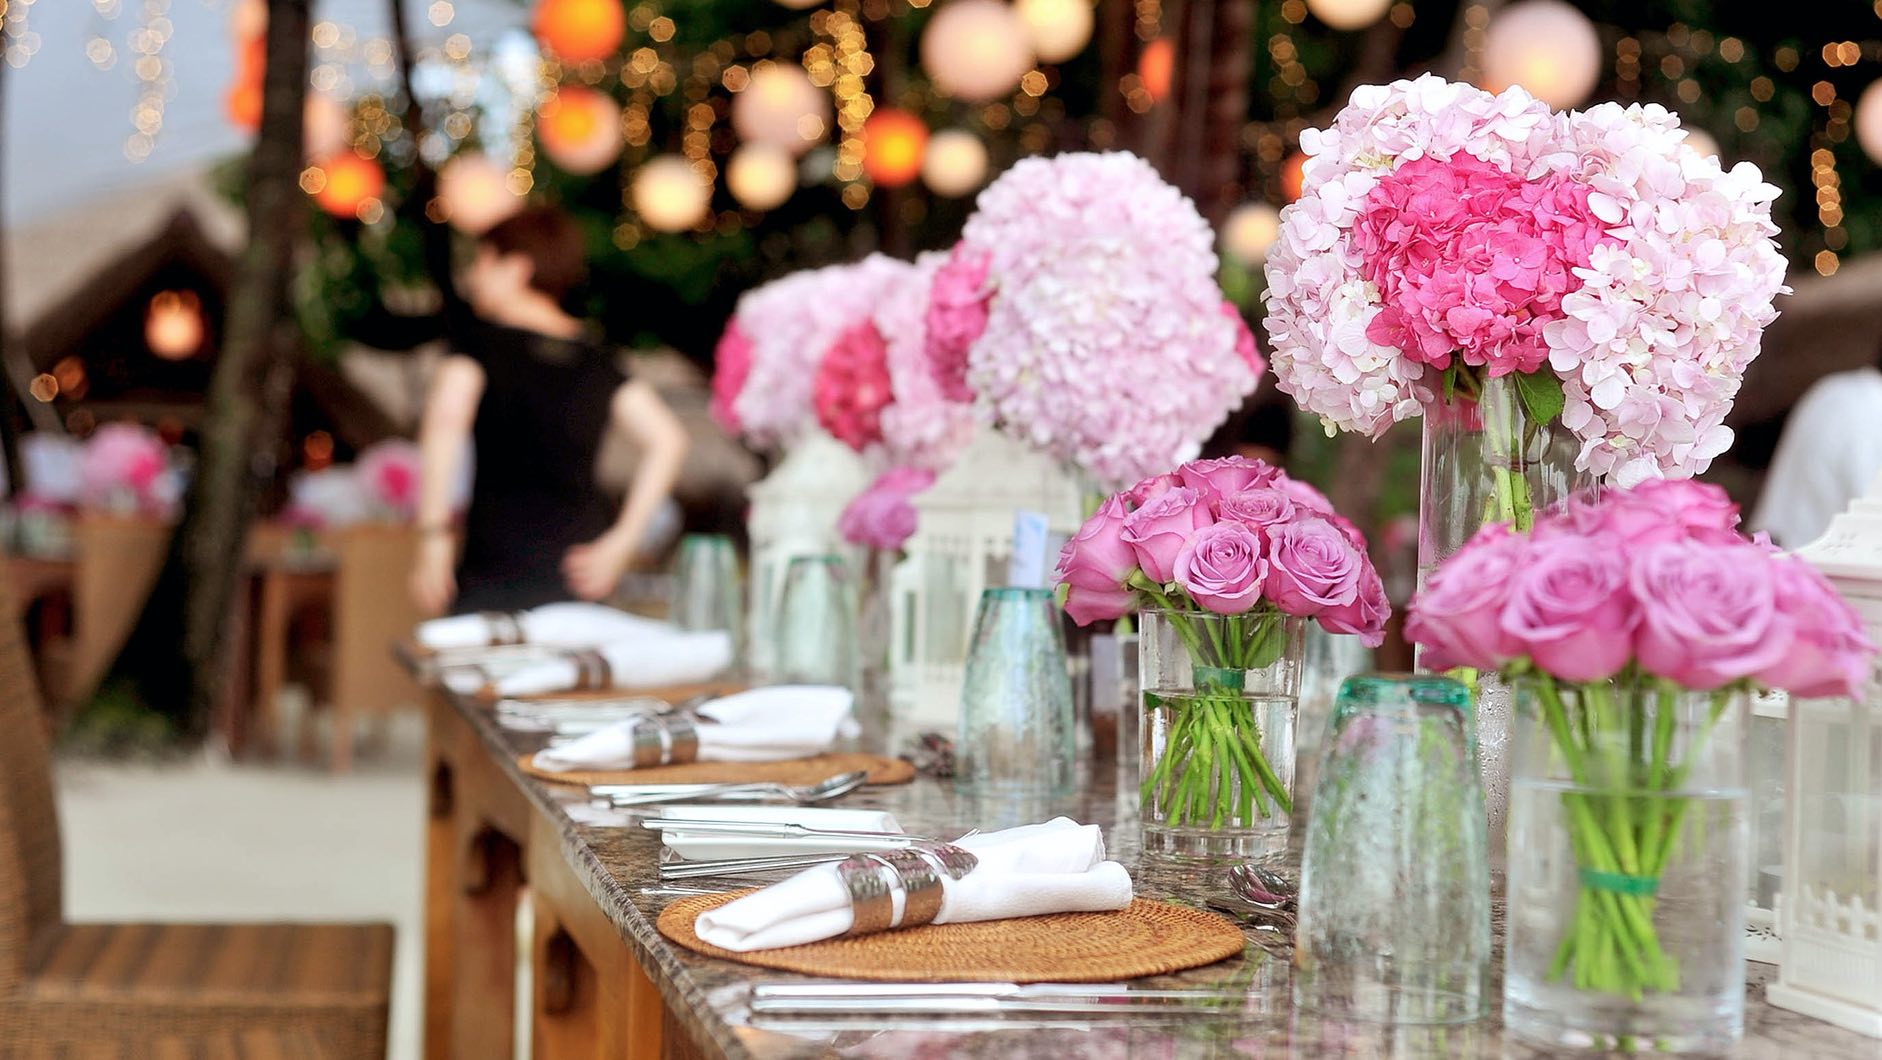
1014, 0, 1093, 63
731, 62, 830, 156
920, 129, 989, 197
726, 143, 797, 211
1304, 0, 1391, 31
632, 155, 713, 232
1682, 128, 1722, 161
920, 0, 1035, 104
438, 152, 525, 234
1482, 0, 1602, 110
1220, 201, 1282, 266
1858, 80, 1882, 168
304, 93, 351, 159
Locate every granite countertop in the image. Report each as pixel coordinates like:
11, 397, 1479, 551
446, 690, 1876, 1059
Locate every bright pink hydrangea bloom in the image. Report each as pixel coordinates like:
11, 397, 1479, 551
814, 322, 895, 452
709, 320, 753, 434
923, 244, 990, 404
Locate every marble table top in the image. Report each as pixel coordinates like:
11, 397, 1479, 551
445, 689, 1876, 1059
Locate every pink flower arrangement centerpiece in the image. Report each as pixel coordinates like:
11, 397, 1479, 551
1055, 456, 1388, 861
356, 439, 421, 521
1407, 481, 1873, 1049
926, 152, 1263, 488
79, 422, 174, 517
838, 467, 935, 552
1263, 75, 1788, 549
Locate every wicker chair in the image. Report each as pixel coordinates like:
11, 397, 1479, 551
0, 579, 395, 1058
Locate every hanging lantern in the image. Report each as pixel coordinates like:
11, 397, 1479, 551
1304, 0, 1392, 30
1857, 80, 1882, 168
1482, 0, 1602, 109
774, 0, 822, 6
1682, 128, 1722, 161
145, 291, 205, 360
1221, 201, 1282, 267
538, 86, 623, 175
1014, 0, 1093, 63
224, 83, 263, 130
224, 1, 266, 131
731, 62, 831, 155
862, 109, 928, 188
438, 153, 526, 234
1138, 38, 1174, 102
921, 129, 988, 197
919, 0, 1035, 104
726, 143, 798, 210
303, 93, 351, 159
1280, 150, 1307, 202
531, 0, 626, 62
632, 155, 713, 232
307, 151, 386, 218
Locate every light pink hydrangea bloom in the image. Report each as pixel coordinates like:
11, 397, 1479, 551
880, 252, 975, 472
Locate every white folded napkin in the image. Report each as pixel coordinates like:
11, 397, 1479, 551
531, 686, 857, 773
483, 630, 733, 696
693, 817, 1134, 952
417, 602, 670, 650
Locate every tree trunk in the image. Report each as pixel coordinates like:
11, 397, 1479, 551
90, 0, 311, 740
1141, 0, 1255, 224
388, 0, 463, 324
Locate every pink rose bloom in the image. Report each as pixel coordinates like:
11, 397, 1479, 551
922, 244, 991, 403
1562, 479, 1741, 547
1220, 301, 1267, 375
1126, 472, 1184, 507
1319, 565, 1389, 647
1263, 516, 1363, 618
1631, 540, 1792, 690
1498, 536, 1637, 682
1757, 559, 1875, 699
1177, 456, 1280, 498
1218, 487, 1296, 530
357, 440, 421, 518
838, 467, 935, 552
813, 322, 895, 452
709, 319, 753, 434
1054, 494, 1142, 626
1174, 522, 1268, 615
1404, 526, 1527, 671
1120, 487, 1215, 584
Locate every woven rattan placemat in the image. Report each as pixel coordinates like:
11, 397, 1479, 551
655, 894, 1244, 982
517, 751, 915, 788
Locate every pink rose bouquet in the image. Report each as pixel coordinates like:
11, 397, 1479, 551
1054, 456, 1388, 830
1264, 75, 1788, 511
928, 152, 1262, 487
1406, 480, 1873, 1002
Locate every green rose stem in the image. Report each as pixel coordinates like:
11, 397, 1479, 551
1134, 574, 1294, 831
1529, 670, 1737, 1000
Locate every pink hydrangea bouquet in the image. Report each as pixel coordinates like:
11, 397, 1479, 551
1055, 456, 1388, 829
1264, 75, 1788, 510
79, 422, 174, 516
926, 151, 1264, 488
1406, 480, 1872, 1003
356, 439, 421, 521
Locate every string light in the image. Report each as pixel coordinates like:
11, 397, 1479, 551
123, 0, 172, 162
818, 3, 874, 191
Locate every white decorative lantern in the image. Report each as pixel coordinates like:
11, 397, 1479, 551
1768, 472, 1882, 1037
726, 143, 797, 210
920, 129, 989, 197
632, 155, 713, 232
731, 62, 830, 155
888, 428, 1085, 736
919, 0, 1035, 104
745, 431, 873, 678
1481, 0, 1602, 110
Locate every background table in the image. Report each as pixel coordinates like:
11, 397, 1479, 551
418, 679, 1877, 1059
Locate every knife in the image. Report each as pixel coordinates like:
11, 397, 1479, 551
747, 981, 1247, 1015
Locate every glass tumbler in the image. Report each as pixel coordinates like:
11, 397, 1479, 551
771, 554, 858, 688
954, 588, 1076, 798
1294, 674, 1491, 1025
670, 534, 742, 644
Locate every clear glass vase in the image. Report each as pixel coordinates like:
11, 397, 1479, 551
1139, 608, 1302, 863
1419, 377, 1594, 869
1504, 675, 1749, 1052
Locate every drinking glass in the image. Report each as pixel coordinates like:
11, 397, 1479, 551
771, 554, 858, 688
670, 534, 742, 646
1294, 674, 1491, 1025
954, 588, 1076, 798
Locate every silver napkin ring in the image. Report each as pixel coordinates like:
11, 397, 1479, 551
481, 611, 526, 646
868, 850, 945, 929
835, 844, 977, 937
564, 648, 613, 690
629, 714, 699, 767
836, 855, 896, 936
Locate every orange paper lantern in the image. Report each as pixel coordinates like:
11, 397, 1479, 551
224, 83, 263, 130
310, 151, 386, 218
538, 86, 624, 175
532, 0, 626, 62
862, 108, 929, 188
1280, 150, 1306, 202
1139, 39, 1174, 102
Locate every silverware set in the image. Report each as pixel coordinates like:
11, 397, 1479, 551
653, 827, 981, 881
591, 770, 868, 807
746, 981, 1249, 1016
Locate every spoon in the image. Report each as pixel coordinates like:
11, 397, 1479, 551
602, 770, 869, 807
1227, 863, 1297, 911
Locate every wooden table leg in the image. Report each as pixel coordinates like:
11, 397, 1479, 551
451, 814, 524, 1059
253, 570, 290, 759
423, 750, 457, 1060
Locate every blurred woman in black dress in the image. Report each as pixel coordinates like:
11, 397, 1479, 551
410, 207, 688, 615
